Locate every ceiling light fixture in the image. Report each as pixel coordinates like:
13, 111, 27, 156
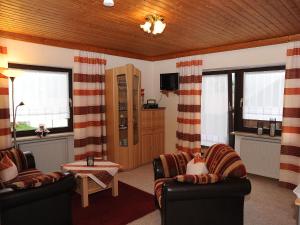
103, 0, 114, 7
140, 15, 166, 35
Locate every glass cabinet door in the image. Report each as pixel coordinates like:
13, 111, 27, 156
132, 74, 139, 145
117, 74, 128, 147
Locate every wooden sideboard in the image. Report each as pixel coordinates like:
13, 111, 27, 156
141, 108, 165, 164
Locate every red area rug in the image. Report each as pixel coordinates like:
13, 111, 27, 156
72, 182, 156, 225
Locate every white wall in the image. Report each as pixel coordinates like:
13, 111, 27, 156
0, 38, 154, 99
1, 37, 289, 155
0, 37, 154, 166
153, 43, 288, 153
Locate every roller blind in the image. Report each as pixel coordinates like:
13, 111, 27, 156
243, 70, 285, 121
9, 69, 70, 129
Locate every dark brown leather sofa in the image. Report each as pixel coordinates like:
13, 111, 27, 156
153, 157, 251, 225
0, 151, 75, 225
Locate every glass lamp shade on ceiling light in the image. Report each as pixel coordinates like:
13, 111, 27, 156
103, 0, 114, 7
152, 20, 166, 35
140, 21, 152, 33
140, 15, 166, 35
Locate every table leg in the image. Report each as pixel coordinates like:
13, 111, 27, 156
298, 206, 300, 225
112, 174, 119, 197
81, 176, 89, 207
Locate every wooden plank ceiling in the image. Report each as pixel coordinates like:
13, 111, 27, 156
0, 0, 300, 60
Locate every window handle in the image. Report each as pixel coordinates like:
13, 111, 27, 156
240, 98, 243, 108
228, 102, 232, 111
69, 98, 73, 108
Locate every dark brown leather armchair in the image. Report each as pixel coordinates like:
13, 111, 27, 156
0, 151, 76, 225
153, 157, 251, 225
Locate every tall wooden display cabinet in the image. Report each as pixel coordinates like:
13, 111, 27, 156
105, 64, 141, 170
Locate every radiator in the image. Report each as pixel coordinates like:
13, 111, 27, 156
18, 134, 74, 173
240, 137, 280, 179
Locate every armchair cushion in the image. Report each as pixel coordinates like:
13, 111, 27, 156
0, 147, 28, 172
205, 144, 247, 178
176, 173, 223, 184
4, 169, 65, 190
159, 152, 192, 178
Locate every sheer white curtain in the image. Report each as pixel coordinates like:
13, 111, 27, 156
9, 70, 70, 128
243, 70, 285, 121
201, 75, 228, 146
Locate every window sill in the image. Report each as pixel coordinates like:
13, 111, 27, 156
15, 132, 74, 143
232, 131, 281, 141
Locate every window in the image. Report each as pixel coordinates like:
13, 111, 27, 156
201, 74, 229, 146
243, 70, 285, 120
235, 66, 285, 134
8, 63, 73, 137
202, 66, 285, 147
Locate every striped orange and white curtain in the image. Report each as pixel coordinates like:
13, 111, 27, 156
73, 51, 107, 160
0, 45, 11, 149
176, 57, 203, 154
280, 41, 300, 189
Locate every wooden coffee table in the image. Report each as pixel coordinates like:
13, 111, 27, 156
76, 173, 118, 207
62, 160, 119, 207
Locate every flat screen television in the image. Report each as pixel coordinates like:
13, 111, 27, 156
160, 73, 179, 91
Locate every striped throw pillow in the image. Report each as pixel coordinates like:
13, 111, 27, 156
186, 154, 208, 175
0, 154, 18, 183
0, 147, 28, 172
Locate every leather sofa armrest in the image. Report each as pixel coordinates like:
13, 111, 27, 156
153, 158, 165, 180
162, 177, 251, 202
0, 188, 14, 195
23, 151, 36, 169
0, 172, 75, 210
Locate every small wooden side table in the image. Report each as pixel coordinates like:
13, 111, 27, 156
76, 173, 118, 208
